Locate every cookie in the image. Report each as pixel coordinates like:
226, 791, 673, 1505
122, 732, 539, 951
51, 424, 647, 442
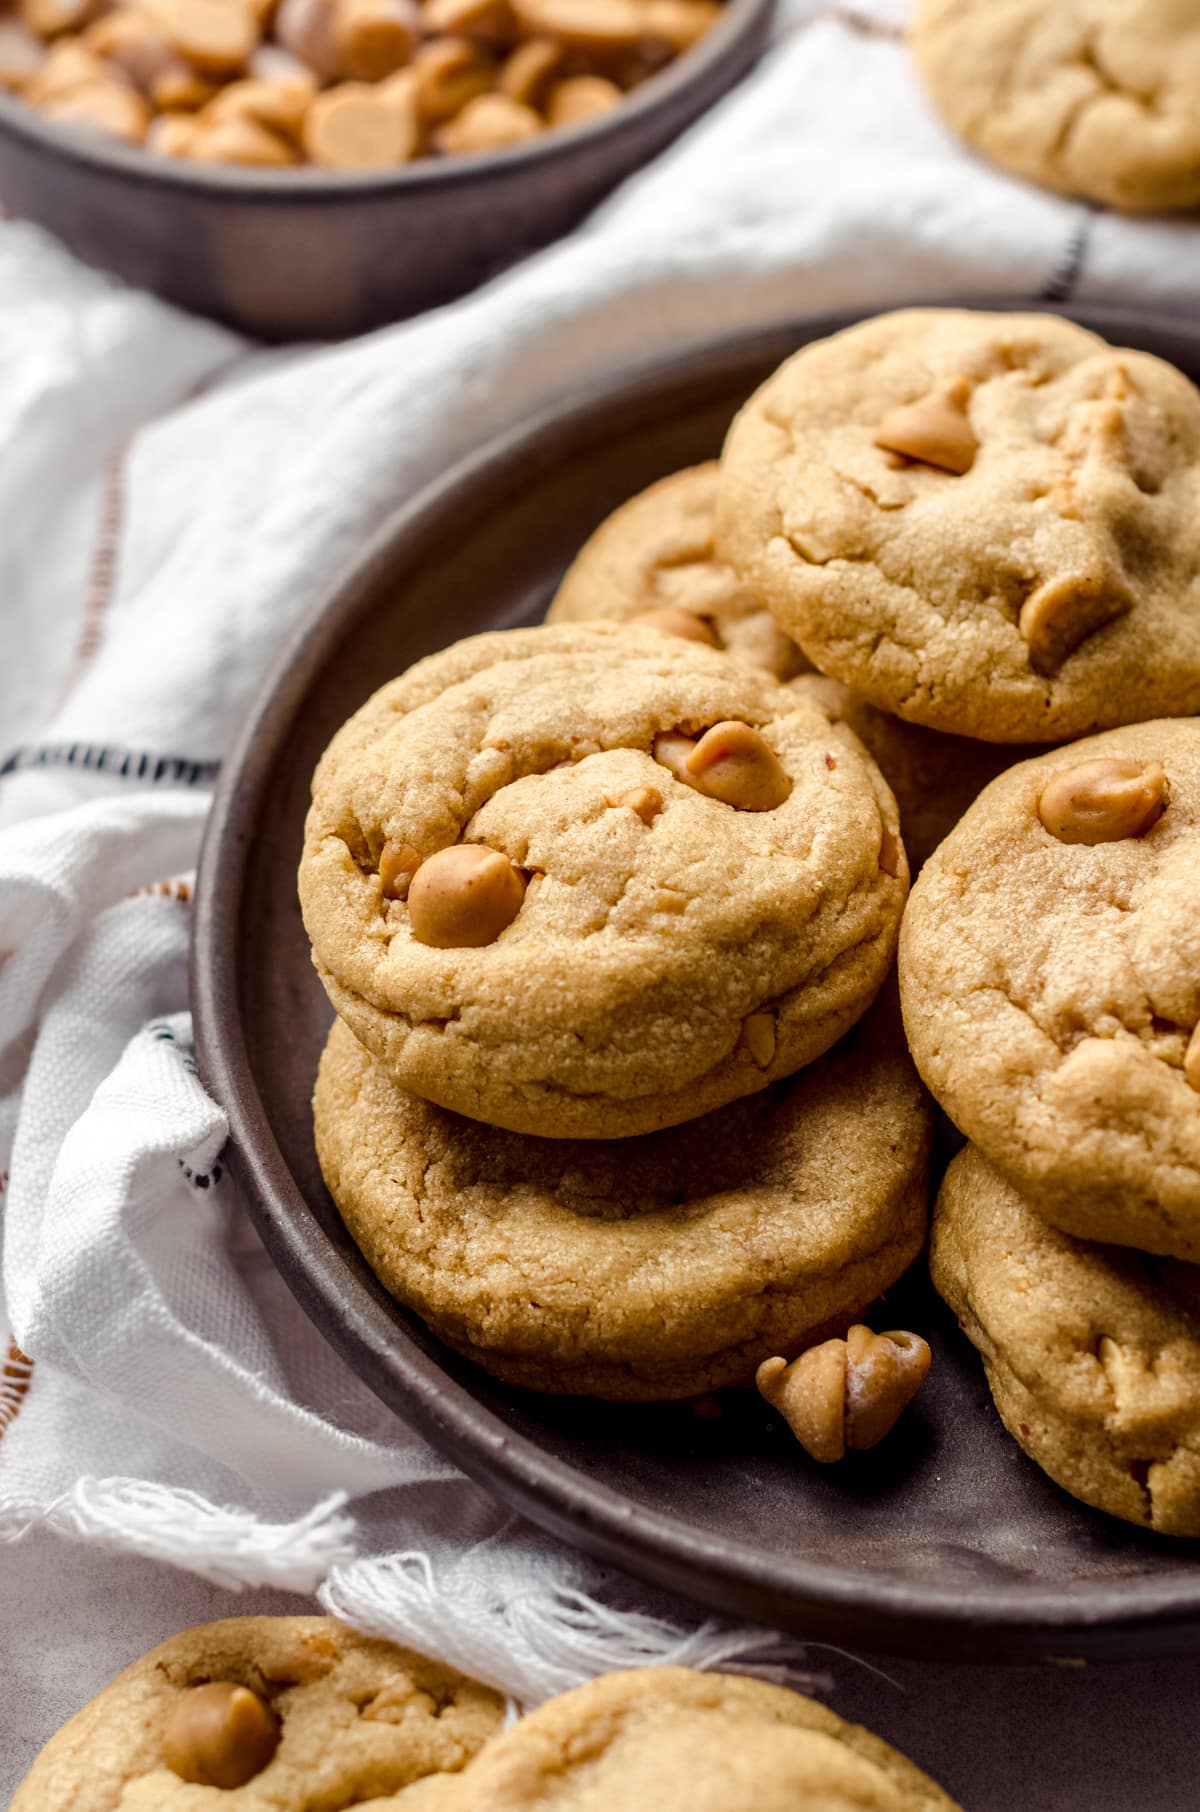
933, 1144, 1200, 1536
546, 462, 810, 681
416, 1667, 962, 1811
313, 990, 931, 1400
299, 623, 907, 1139
913, 0, 1200, 213
900, 718, 1200, 1261
11, 1616, 504, 1811
717, 308, 1200, 743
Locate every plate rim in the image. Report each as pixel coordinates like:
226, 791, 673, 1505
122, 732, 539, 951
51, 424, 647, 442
192, 299, 1200, 1660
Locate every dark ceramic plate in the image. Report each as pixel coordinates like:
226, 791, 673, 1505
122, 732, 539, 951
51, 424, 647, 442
193, 303, 1200, 1661
0, 0, 770, 341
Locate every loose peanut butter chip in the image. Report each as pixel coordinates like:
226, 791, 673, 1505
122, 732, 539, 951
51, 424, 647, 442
499, 34, 561, 104
1038, 758, 1167, 846
1185, 1025, 1200, 1096
756, 1344, 847, 1464
614, 786, 662, 824
273, 0, 340, 79
153, 66, 220, 108
630, 605, 719, 647
379, 839, 422, 900
878, 821, 903, 878
739, 1011, 775, 1068
335, 0, 418, 82
757, 1326, 931, 1464
155, 0, 259, 70
407, 843, 525, 948
546, 72, 620, 127
195, 113, 299, 160
685, 720, 791, 811
208, 71, 316, 133
1019, 571, 1133, 676
162, 1683, 280, 1789
304, 79, 417, 166
874, 375, 977, 475
44, 79, 150, 141
414, 35, 492, 121
436, 90, 541, 153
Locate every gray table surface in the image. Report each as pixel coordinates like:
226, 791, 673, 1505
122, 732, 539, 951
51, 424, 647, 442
4, 1526, 1198, 1810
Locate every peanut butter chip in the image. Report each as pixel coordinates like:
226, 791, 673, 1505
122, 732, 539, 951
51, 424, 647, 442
44, 79, 150, 140
1019, 572, 1134, 676
613, 785, 662, 824
545, 71, 619, 127
878, 821, 903, 878
379, 839, 422, 900
756, 1325, 931, 1464
739, 1011, 775, 1068
303, 78, 417, 166
194, 113, 298, 159
873, 375, 978, 475
685, 720, 791, 811
407, 843, 526, 947
630, 605, 719, 647
435, 90, 541, 153
414, 35, 492, 121
1185, 1025, 1200, 1095
154, 0, 259, 70
334, 0, 418, 82
1037, 758, 1167, 846
162, 1683, 280, 1789
499, 34, 561, 104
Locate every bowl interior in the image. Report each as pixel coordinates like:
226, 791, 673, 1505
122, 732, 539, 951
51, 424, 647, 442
194, 305, 1200, 1660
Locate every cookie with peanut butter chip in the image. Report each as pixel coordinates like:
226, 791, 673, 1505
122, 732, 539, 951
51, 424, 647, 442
547, 462, 811, 681
405, 1667, 962, 1812
11, 1616, 503, 1811
717, 309, 1200, 742
314, 990, 931, 1400
913, 0, 1200, 213
934, 1143, 1200, 1536
299, 623, 907, 1138
900, 718, 1200, 1261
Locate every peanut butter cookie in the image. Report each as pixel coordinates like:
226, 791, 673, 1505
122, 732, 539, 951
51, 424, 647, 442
717, 309, 1200, 742
313, 990, 931, 1400
933, 1144, 1200, 1536
11, 1616, 503, 1811
546, 461, 810, 681
299, 624, 907, 1138
900, 718, 1200, 1261
913, 0, 1200, 213
417, 1667, 962, 1811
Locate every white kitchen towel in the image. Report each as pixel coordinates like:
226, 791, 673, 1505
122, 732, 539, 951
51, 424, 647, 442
4, 0, 1200, 1785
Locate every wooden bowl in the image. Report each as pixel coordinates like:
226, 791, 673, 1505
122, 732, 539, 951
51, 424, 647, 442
192, 304, 1200, 1659
0, 0, 772, 341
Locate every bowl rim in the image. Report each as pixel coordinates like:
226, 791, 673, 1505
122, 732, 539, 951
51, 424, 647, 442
0, 0, 767, 203
192, 300, 1200, 1660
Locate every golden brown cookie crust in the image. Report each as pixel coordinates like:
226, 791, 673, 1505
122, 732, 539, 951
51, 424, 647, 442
913, 0, 1200, 213
717, 309, 1200, 743
933, 1144, 1200, 1536
11, 1616, 504, 1812
300, 624, 907, 1139
313, 992, 931, 1400
547, 462, 810, 681
900, 718, 1200, 1260
418, 1667, 962, 1811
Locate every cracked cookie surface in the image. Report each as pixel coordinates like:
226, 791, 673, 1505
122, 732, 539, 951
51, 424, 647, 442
546, 461, 810, 681
412, 1667, 962, 1811
900, 718, 1200, 1260
913, 0, 1200, 212
933, 1144, 1200, 1536
716, 309, 1200, 742
11, 1616, 503, 1812
313, 992, 931, 1401
299, 623, 907, 1139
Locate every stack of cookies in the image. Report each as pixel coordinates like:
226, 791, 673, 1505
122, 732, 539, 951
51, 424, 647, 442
302, 302, 1200, 1531
13, 1615, 963, 1809
299, 617, 932, 1410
